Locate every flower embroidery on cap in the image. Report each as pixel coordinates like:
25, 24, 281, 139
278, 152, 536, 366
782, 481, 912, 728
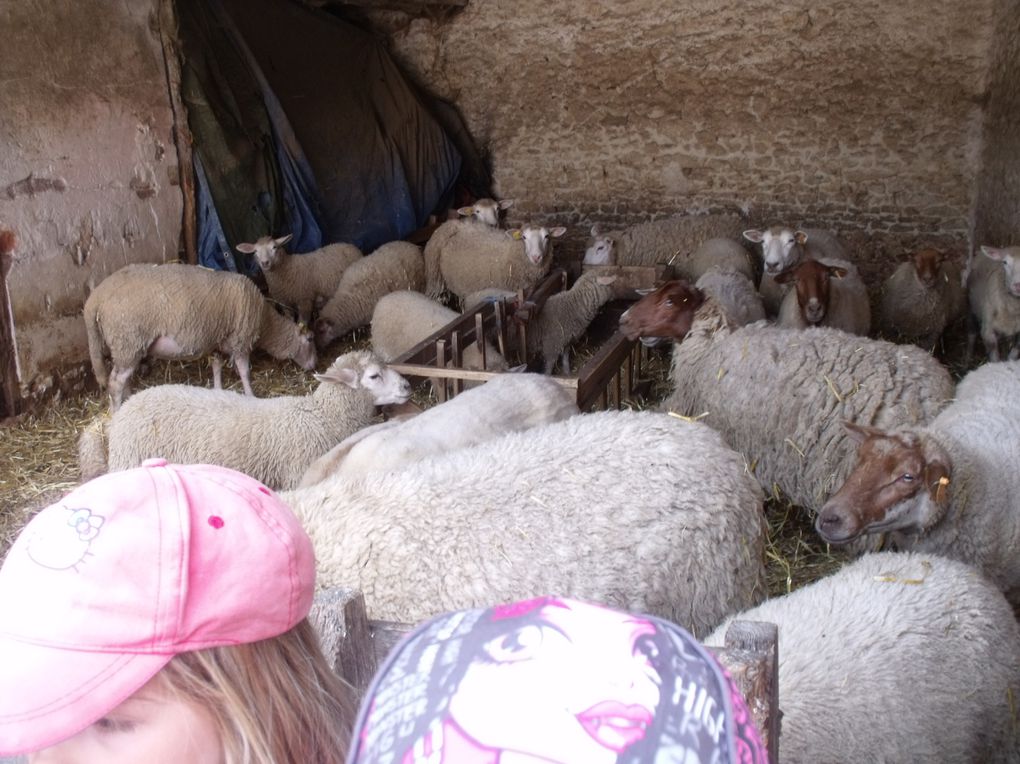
24, 506, 106, 571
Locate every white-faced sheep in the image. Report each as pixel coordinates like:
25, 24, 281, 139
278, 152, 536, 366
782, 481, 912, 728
314, 240, 425, 348
775, 257, 871, 336
878, 248, 966, 351
707, 552, 1020, 763
234, 234, 363, 324
81, 350, 411, 490
743, 226, 850, 316
298, 373, 578, 485
83, 263, 316, 411
423, 220, 566, 302
619, 281, 954, 511
966, 244, 1020, 362
370, 290, 509, 375
456, 197, 514, 227
816, 359, 1020, 606
281, 409, 767, 635
582, 213, 746, 267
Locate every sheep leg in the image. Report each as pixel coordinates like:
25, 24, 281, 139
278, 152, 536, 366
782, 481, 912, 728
210, 354, 224, 389
1008, 336, 1020, 362
982, 329, 1001, 362
297, 300, 313, 326
233, 352, 255, 396
108, 364, 136, 411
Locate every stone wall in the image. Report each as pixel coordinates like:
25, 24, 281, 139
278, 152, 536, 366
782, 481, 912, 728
355, 0, 992, 265
0, 0, 182, 403
973, 0, 1020, 251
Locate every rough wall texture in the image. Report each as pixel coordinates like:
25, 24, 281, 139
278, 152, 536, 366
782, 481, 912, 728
357, 0, 992, 275
0, 0, 182, 402
972, 0, 1020, 252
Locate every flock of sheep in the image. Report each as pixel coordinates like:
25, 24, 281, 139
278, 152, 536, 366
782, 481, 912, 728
71, 199, 1020, 762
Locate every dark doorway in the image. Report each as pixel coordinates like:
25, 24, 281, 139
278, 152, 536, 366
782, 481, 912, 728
0, 235, 19, 419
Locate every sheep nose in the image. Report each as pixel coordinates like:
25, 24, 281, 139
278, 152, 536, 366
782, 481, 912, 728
815, 511, 843, 536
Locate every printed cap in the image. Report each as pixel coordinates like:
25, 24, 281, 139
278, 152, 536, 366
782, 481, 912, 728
0, 460, 315, 755
348, 596, 768, 764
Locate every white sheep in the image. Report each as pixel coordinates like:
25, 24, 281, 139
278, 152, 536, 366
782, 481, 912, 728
86, 350, 411, 490
619, 282, 954, 511
313, 240, 425, 348
673, 236, 758, 284
817, 359, 1020, 606
877, 248, 966, 351
522, 271, 622, 374
234, 234, 363, 324
423, 220, 565, 301
581, 213, 746, 267
83, 262, 316, 411
707, 552, 1020, 763
775, 257, 871, 336
694, 267, 766, 328
743, 226, 850, 316
298, 373, 578, 485
966, 244, 1020, 362
281, 409, 767, 635
456, 197, 514, 227
370, 290, 509, 374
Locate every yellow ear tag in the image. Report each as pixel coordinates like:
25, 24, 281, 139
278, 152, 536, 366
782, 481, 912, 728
511, 230, 523, 241
935, 476, 950, 502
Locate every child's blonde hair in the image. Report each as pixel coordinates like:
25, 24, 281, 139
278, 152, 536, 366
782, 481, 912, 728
160, 619, 358, 764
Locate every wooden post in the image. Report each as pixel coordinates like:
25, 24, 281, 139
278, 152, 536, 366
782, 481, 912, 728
0, 244, 18, 419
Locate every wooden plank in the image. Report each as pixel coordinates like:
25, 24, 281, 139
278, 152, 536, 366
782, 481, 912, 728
714, 620, 780, 764
575, 331, 638, 410
308, 588, 378, 691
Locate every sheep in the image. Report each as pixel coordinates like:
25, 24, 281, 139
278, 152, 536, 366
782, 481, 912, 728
521, 271, 623, 374
877, 248, 966, 351
423, 220, 566, 301
673, 236, 758, 284
88, 350, 411, 490
581, 213, 746, 267
966, 244, 1020, 362
370, 290, 509, 374
742, 226, 850, 315
83, 262, 316, 411
298, 373, 579, 485
313, 240, 425, 348
281, 409, 767, 635
693, 267, 766, 328
234, 234, 363, 324
618, 281, 955, 511
816, 359, 1020, 605
707, 552, 1020, 763
775, 257, 871, 336
456, 197, 514, 227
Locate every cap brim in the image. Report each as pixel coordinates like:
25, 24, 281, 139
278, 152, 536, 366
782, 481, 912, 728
0, 633, 172, 756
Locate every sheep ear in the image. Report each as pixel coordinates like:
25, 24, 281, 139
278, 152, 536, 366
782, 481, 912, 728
549, 226, 567, 238
591, 224, 603, 236
742, 229, 764, 244
508, 229, 524, 241
457, 206, 475, 217
498, 199, 515, 210
274, 234, 294, 247
596, 275, 617, 285
980, 245, 1006, 261
794, 230, 809, 245
235, 242, 257, 254
634, 287, 656, 296
842, 420, 885, 443
314, 367, 360, 388
828, 266, 849, 280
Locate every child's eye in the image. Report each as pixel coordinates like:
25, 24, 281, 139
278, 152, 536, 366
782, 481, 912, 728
95, 716, 137, 733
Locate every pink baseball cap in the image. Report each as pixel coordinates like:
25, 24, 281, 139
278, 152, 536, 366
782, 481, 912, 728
0, 459, 316, 755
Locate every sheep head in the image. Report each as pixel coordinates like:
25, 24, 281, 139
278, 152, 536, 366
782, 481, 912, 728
775, 259, 848, 325
618, 279, 705, 342
744, 226, 807, 276
235, 234, 293, 272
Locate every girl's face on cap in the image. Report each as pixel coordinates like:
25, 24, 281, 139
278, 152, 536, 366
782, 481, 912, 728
27, 672, 222, 764
449, 601, 661, 764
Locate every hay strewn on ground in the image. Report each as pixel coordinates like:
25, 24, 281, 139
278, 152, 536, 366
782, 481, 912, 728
1, 327, 845, 597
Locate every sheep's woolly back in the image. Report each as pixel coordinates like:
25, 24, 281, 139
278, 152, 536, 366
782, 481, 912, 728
422, 220, 470, 298
694, 268, 766, 327
256, 300, 308, 360
307, 373, 579, 480
264, 242, 362, 317
432, 224, 551, 300
282, 409, 767, 635
77, 417, 109, 481
601, 213, 745, 267
83, 263, 263, 384
878, 260, 964, 345
527, 272, 617, 372
708, 552, 1020, 763
665, 298, 954, 509
675, 237, 757, 284
371, 290, 507, 371
776, 258, 871, 335
885, 360, 1020, 602
968, 253, 1020, 341
318, 241, 425, 339
106, 350, 386, 490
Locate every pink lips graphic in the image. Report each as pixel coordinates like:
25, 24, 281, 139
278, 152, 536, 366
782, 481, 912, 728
577, 700, 653, 752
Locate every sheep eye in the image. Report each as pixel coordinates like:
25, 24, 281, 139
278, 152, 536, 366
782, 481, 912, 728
900, 473, 915, 483
664, 298, 674, 307
369, 373, 381, 380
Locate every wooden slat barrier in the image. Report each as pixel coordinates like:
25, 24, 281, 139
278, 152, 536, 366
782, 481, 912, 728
309, 588, 779, 763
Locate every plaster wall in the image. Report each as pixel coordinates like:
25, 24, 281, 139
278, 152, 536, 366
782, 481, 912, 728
0, 1, 182, 402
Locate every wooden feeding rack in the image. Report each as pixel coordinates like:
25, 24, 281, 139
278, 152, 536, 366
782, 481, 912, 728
310, 588, 780, 763
388, 264, 673, 411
